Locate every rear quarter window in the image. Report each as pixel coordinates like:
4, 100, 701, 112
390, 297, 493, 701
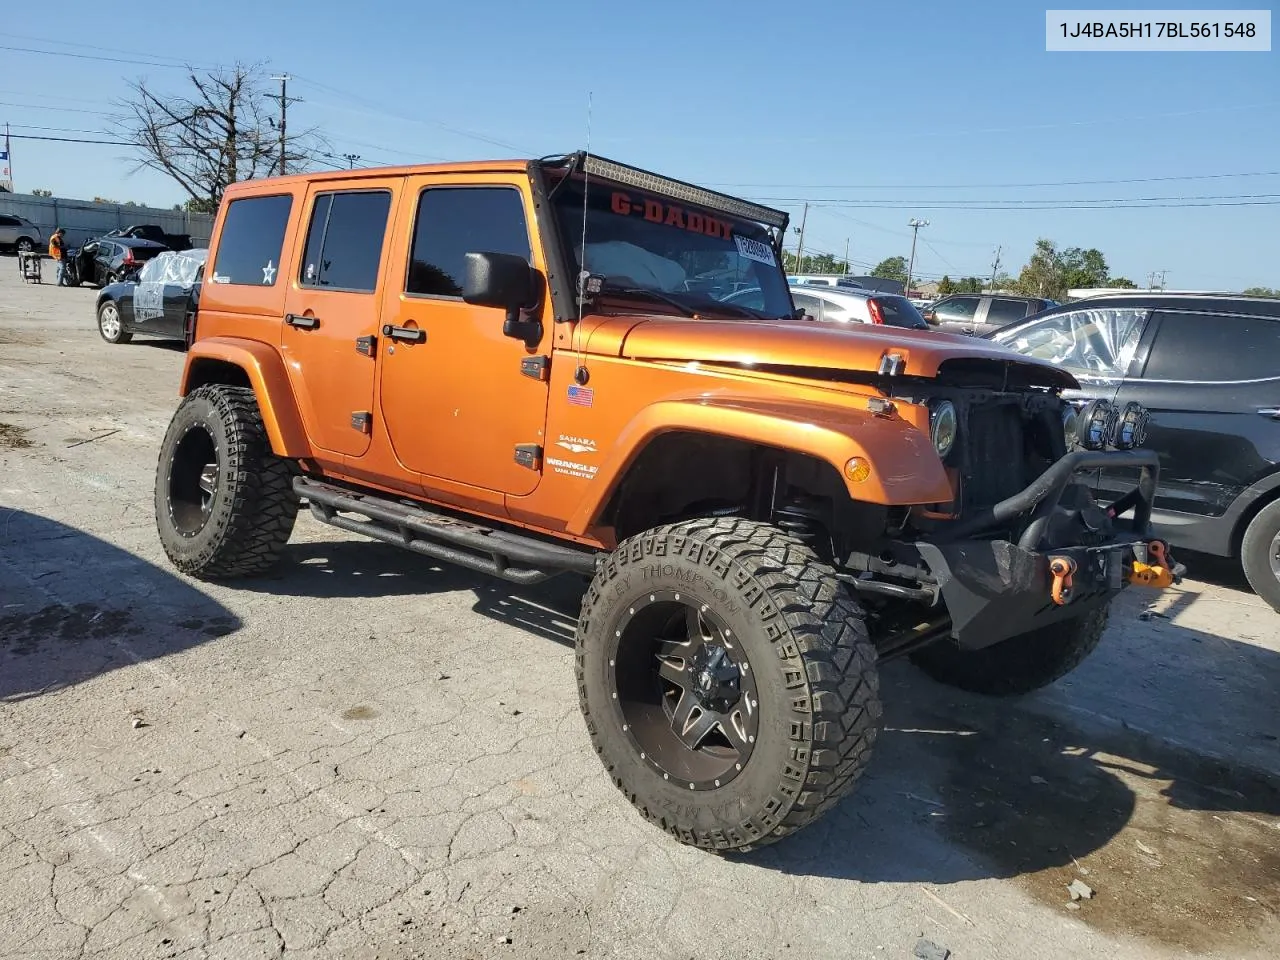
209, 194, 293, 286
1142, 311, 1280, 382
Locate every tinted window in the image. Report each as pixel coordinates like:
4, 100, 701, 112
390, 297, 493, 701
1142, 312, 1280, 382
935, 296, 980, 321
0, 216, 16, 226
985, 298, 1030, 325
299, 190, 391, 292
871, 295, 928, 329
210, 194, 293, 286
407, 187, 530, 297
993, 307, 1148, 377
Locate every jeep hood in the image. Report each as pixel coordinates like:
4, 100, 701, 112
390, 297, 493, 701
612, 316, 1079, 389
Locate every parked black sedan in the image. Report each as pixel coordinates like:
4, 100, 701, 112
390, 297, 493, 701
95, 248, 207, 346
65, 236, 169, 288
988, 293, 1280, 610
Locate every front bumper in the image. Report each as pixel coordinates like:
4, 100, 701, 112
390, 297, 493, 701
910, 449, 1181, 649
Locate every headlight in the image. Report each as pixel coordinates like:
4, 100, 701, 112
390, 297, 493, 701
1077, 399, 1117, 450
1062, 403, 1081, 444
930, 400, 958, 458
1113, 401, 1150, 449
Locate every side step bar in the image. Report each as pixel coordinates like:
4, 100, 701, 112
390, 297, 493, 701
294, 476, 599, 585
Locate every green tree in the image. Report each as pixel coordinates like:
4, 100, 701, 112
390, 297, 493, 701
871, 256, 908, 283
936, 275, 955, 296
955, 277, 984, 293
184, 197, 218, 214
1013, 240, 1112, 300
783, 251, 851, 275
1243, 286, 1280, 297
31, 188, 53, 197
1107, 276, 1138, 289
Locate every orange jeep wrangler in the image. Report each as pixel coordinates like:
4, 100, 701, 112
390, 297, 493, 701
154, 152, 1180, 852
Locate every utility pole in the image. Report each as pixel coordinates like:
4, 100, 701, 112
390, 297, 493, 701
989, 245, 1002, 291
268, 75, 301, 176
341, 153, 361, 169
843, 237, 850, 274
793, 202, 809, 273
905, 217, 929, 296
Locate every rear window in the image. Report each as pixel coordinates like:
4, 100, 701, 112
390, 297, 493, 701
985, 298, 1030, 325
131, 245, 163, 262
210, 194, 293, 286
872, 295, 928, 329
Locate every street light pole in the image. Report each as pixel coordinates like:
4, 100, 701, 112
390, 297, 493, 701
905, 218, 929, 296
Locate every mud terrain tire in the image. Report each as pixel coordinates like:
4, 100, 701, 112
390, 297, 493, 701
909, 606, 1109, 696
576, 517, 882, 852
155, 385, 298, 579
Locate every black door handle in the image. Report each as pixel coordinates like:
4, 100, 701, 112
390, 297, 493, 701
285, 313, 319, 330
382, 324, 425, 344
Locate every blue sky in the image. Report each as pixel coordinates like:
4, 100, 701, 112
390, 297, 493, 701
4, 1, 1277, 288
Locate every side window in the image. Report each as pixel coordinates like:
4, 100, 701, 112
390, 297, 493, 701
1142, 312, 1280, 382
299, 190, 392, 292
210, 194, 293, 286
0, 216, 16, 227
994, 307, 1148, 377
406, 187, 530, 298
985, 298, 1031, 325
792, 292, 822, 318
935, 296, 980, 321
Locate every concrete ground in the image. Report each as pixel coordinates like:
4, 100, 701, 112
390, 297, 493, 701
1, 258, 1278, 960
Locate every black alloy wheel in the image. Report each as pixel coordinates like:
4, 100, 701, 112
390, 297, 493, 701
613, 591, 760, 790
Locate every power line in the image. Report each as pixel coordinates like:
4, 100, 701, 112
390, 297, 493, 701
705, 169, 1280, 191
0, 100, 119, 116
750, 192, 1280, 206
6, 133, 127, 145
0, 44, 207, 70
0, 31, 202, 66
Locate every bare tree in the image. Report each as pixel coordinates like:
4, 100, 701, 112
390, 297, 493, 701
117, 62, 329, 208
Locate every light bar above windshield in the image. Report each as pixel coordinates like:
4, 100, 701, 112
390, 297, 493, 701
539, 152, 790, 236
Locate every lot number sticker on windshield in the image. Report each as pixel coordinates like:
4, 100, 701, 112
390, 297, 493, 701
734, 235, 777, 267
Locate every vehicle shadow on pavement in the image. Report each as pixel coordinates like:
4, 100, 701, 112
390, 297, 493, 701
0, 508, 241, 703
747, 615, 1280, 950
246, 540, 584, 647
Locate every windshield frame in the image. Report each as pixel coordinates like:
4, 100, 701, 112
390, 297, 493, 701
534, 153, 794, 323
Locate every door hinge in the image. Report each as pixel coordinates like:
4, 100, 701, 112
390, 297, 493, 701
520, 355, 550, 381
355, 334, 376, 357
350, 411, 372, 433
514, 443, 543, 470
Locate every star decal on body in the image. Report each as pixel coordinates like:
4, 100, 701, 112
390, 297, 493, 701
262, 260, 277, 284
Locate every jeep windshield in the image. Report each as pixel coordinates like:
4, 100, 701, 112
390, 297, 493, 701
551, 176, 794, 321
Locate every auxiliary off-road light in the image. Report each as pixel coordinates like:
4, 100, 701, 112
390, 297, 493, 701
1112, 401, 1151, 449
930, 401, 958, 458
1075, 398, 1117, 451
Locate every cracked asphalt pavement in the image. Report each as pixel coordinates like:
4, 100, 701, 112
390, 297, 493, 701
2, 261, 1278, 959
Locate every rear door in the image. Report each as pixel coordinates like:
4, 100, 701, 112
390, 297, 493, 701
1103, 310, 1280, 523
972, 296, 1032, 336
281, 178, 400, 459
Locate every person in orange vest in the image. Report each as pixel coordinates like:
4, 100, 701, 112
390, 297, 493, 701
48, 227, 71, 285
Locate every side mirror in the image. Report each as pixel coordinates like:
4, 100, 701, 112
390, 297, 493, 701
463, 251, 537, 310
463, 251, 542, 348
922, 308, 937, 324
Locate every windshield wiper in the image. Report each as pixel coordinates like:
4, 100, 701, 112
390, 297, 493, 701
597, 285, 698, 318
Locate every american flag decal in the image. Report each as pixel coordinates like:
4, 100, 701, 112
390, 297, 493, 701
567, 385, 594, 407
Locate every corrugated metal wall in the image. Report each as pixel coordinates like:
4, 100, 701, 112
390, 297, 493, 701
0, 192, 214, 249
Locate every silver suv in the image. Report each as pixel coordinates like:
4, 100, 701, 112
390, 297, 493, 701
0, 214, 43, 253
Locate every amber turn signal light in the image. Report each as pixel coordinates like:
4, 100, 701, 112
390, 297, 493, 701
844, 457, 871, 482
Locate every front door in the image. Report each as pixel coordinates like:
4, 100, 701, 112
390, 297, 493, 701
281, 179, 400, 459
377, 177, 551, 496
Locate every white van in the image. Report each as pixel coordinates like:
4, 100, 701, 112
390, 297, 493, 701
787, 274, 865, 290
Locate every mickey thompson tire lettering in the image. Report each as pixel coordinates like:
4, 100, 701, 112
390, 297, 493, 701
575, 517, 882, 852
154, 385, 299, 580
